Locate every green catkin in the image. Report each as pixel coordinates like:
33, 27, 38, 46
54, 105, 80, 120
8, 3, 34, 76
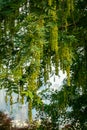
48, 0, 53, 6
10, 95, 13, 105
66, 66, 70, 86
10, 95, 13, 113
67, 0, 74, 16
51, 25, 58, 53
60, 46, 72, 86
5, 93, 8, 103
17, 93, 20, 103
65, 0, 74, 31
28, 100, 32, 123
48, 0, 58, 54
27, 18, 44, 122
62, 1, 74, 86
65, 18, 68, 32
55, 54, 59, 75
21, 95, 24, 104
67, 0, 71, 16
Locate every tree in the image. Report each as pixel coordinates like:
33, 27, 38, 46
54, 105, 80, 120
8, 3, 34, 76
37, 0, 87, 129
0, 0, 87, 125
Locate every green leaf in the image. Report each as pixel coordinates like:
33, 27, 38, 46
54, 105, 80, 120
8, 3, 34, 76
22, 90, 34, 100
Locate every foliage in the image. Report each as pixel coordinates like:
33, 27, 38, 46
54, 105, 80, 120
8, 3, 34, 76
0, 0, 87, 126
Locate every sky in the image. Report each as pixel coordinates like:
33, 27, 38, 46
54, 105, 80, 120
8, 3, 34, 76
0, 69, 66, 121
